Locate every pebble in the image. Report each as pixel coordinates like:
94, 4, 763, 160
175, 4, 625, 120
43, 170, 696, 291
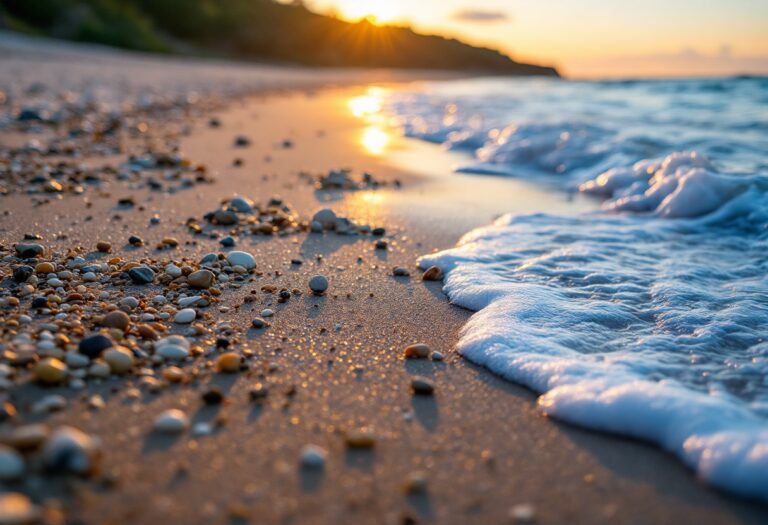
165, 264, 182, 277
251, 318, 267, 329
120, 296, 140, 309
404, 344, 430, 359
308, 274, 329, 295
217, 352, 241, 373
375, 239, 388, 250
12, 265, 33, 283
393, 267, 411, 277
128, 266, 155, 284
404, 471, 429, 494
345, 429, 376, 449
509, 504, 537, 523
261, 308, 274, 318
153, 409, 189, 433
78, 334, 114, 358
42, 426, 101, 475
96, 241, 112, 253
191, 422, 213, 437
202, 387, 224, 405
312, 208, 337, 229
33, 357, 68, 384
34, 262, 55, 274
300, 444, 328, 469
422, 266, 444, 281
187, 269, 215, 289
226, 251, 256, 270
229, 195, 254, 213
432, 351, 444, 361
0, 445, 24, 481
174, 308, 196, 324
219, 236, 236, 247
157, 344, 189, 360
15, 243, 44, 258
101, 310, 130, 330
411, 377, 435, 395
249, 383, 269, 402
103, 347, 134, 374
0, 493, 39, 525
178, 296, 204, 308
128, 235, 144, 246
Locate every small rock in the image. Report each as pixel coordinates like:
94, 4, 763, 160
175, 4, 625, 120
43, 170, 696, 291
217, 352, 241, 373
261, 308, 274, 318
226, 251, 256, 270
411, 377, 435, 396
422, 266, 444, 281
312, 208, 337, 230
174, 308, 196, 324
345, 429, 376, 449
78, 334, 114, 359
229, 195, 254, 213
0, 445, 24, 481
42, 426, 101, 475
431, 351, 444, 361
15, 243, 44, 258
153, 409, 189, 434
300, 444, 328, 469
393, 267, 411, 277
404, 344, 430, 359
249, 383, 269, 402
103, 347, 134, 374
128, 235, 144, 246
404, 471, 428, 494
128, 266, 155, 284
308, 274, 329, 295
187, 269, 215, 289
101, 311, 130, 330
34, 262, 54, 274
202, 387, 224, 405
509, 504, 536, 523
12, 266, 33, 283
96, 241, 112, 253
33, 358, 68, 385
251, 318, 268, 329
0, 493, 39, 524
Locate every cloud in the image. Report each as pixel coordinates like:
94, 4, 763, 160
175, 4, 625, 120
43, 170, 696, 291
451, 9, 510, 23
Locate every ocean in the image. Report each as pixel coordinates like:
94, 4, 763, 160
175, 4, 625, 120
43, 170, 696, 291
384, 76, 768, 500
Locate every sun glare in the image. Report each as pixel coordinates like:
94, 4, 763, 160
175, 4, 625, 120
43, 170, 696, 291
336, 0, 398, 24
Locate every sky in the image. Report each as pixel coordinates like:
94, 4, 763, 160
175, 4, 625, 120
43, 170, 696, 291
303, 0, 768, 78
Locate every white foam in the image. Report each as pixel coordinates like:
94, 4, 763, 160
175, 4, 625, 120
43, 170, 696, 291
419, 160, 768, 499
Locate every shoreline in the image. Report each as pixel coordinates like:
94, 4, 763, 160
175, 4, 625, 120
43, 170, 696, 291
1, 39, 767, 524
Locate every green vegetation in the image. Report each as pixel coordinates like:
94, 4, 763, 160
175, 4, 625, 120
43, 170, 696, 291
0, 0, 558, 75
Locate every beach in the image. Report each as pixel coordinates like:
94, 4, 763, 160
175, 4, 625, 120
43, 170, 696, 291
1, 34, 768, 525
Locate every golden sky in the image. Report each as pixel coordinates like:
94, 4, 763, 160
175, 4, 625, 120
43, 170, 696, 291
304, 0, 768, 77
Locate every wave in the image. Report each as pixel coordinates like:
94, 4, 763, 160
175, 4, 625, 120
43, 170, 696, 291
419, 151, 768, 500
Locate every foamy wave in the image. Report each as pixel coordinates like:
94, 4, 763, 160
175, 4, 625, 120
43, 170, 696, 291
419, 161, 768, 499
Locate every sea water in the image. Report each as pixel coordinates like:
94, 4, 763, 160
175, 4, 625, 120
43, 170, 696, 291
385, 77, 768, 500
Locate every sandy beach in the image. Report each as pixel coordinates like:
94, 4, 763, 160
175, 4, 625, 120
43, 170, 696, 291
2, 34, 768, 525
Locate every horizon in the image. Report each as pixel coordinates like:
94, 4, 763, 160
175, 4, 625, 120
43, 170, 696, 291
303, 0, 768, 78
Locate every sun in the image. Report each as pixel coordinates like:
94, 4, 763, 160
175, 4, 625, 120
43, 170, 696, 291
337, 0, 398, 25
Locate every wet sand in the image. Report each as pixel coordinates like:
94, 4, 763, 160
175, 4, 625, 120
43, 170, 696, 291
1, 36, 768, 525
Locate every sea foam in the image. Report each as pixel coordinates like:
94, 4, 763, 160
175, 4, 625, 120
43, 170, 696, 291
419, 152, 768, 500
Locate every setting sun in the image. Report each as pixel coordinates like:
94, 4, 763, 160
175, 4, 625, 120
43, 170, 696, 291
333, 0, 398, 24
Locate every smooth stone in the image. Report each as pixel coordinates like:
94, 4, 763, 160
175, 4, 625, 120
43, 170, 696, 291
226, 251, 256, 270
78, 334, 114, 359
128, 266, 155, 284
0, 493, 38, 524
33, 358, 67, 385
261, 308, 274, 317
422, 266, 444, 281
187, 269, 215, 289
178, 296, 204, 308
103, 347, 134, 374
229, 195, 254, 213
251, 318, 267, 329
12, 265, 34, 283
404, 344, 430, 359
411, 377, 435, 395
165, 264, 182, 277
153, 409, 189, 433
101, 311, 130, 330
156, 345, 189, 360
312, 208, 337, 229
219, 236, 236, 247
393, 267, 411, 277
42, 426, 101, 475
200, 253, 218, 266
120, 297, 140, 309
0, 445, 25, 480
156, 335, 190, 350
65, 353, 90, 368
15, 243, 44, 258
308, 275, 329, 294
174, 308, 196, 324
300, 444, 328, 469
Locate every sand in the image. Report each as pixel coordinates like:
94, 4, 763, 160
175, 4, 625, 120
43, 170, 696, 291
1, 33, 767, 525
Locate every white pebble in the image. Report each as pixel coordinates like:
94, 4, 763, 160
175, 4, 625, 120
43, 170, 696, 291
226, 251, 256, 270
154, 409, 189, 433
300, 444, 328, 468
174, 308, 196, 324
